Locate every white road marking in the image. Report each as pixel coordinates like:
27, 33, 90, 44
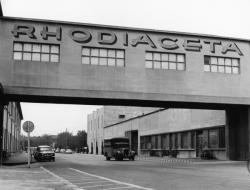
40, 167, 84, 190
73, 180, 109, 184
69, 168, 155, 190
102, 186, 135, 190
80, 183, 122, 188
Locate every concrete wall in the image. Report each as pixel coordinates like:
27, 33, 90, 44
104, 109, 226, 157
104, 109, 225, 138
0, 17, 249, 106
2, 102, 22, 154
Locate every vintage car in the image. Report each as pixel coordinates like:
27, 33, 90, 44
34, 145, 55, 162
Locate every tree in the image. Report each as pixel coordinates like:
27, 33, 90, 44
76, 130, 87, 148
56, 131, 73, 149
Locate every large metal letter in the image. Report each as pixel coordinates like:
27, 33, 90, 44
123, 32, 128, 46
12, 25, 36, 39
159, 37, 179, 50
183, 39, 202, 52
222, 42, 243, 56
98, 32, 117, 45
204, 40, 221, 53
131, 34, 156, 48
70, 29, 92, 43
40, 26, 61, 41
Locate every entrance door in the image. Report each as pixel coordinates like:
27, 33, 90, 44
196, 131, 203, 157
131, 130, 138, 154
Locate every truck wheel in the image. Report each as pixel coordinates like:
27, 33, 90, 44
106, 157, 110, 161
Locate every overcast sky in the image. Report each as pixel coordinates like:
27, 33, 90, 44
1, 0, 250, 136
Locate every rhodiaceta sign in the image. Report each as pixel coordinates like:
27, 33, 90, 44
12, 24, 243, 56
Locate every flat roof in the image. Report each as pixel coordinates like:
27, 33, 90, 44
1, 16, 250, 43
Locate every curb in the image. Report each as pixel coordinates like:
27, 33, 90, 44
2, 160, 36, 166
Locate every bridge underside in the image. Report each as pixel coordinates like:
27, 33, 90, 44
1, 85, 249, 161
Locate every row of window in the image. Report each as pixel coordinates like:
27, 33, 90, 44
140, 127, 225, 150
145, 52, 185, 70
13, 42, 240, 74
204, 56, 240, 74
82, 47, 125, 67
13, 42, 59, 62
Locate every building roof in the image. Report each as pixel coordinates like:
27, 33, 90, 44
1, 16, 250, 43
104, 108, 166, 128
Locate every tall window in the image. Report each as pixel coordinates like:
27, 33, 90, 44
181, 132, 188, 149
145, 52, 185, 70
82, 47, 125, 67
13, 42, 59, 62
219, 127, 225, 148
204, 56, 240, 74
151, 135, 156, 149
161, 134, 169, 149
191, 131, 195, 149
209, 129, 219, 148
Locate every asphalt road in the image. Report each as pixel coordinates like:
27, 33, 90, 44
40, 153, 250, 190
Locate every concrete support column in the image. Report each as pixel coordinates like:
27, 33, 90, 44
226, 106, 250, 160
138, 132, 141, 156
177, 133, 181, 149
187, 132, 192, 149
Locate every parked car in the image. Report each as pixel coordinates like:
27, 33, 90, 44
60, 149, 66, 153
34, 145, 55, 162
65, 149, 73, 154
55, 148, 60, 153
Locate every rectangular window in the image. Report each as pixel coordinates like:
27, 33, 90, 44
140, 136, 145, 150
219, 127, 225, 148
204, 56, 240, 74
181, 132, 188, 149
151, 135, 156, 149
13, 42, 60, 63
161, 134, 169, 149
209, 129, 219, 148
191, 131, 195, 149
145, 52, 185, 71
82, 47, 125, 67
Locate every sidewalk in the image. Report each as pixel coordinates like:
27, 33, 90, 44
2, 152, 36, 166
0, 164, 74, 190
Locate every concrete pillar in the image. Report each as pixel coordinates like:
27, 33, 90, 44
187, 132, 192, 149
226, 106, 250, 160
177, 133, 181, 149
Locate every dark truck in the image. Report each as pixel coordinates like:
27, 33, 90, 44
104, 137, 135, 161
34, 145, 55, 162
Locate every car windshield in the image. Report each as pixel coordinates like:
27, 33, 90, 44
39, 147, 52, 151
113, 142, 129, 149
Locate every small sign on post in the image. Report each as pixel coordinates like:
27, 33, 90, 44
22, 121, 34, 168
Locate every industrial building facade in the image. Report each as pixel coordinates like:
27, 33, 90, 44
87, 107, 226, 159
2, 101, 23, 160
104, 108, 226, 160
88, 106, 228, 160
